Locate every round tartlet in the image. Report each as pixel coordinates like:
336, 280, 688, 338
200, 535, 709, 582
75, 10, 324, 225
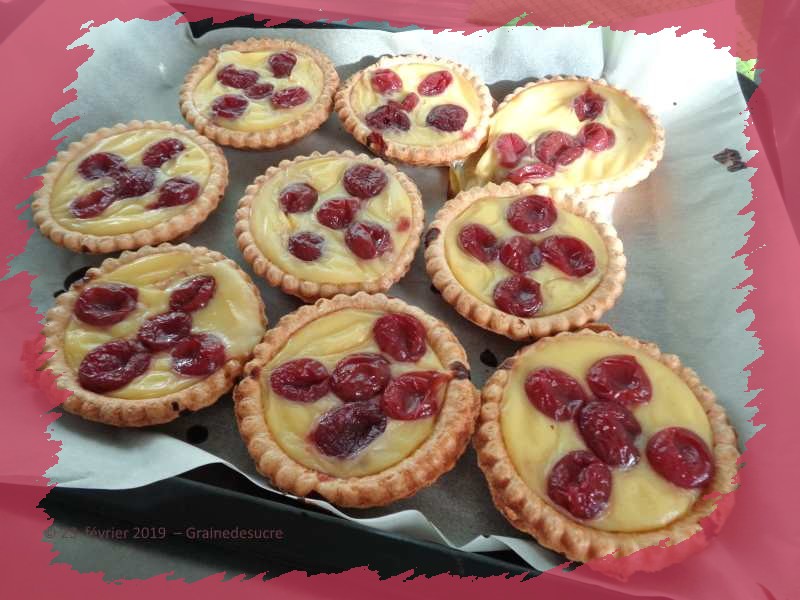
43, 243, 267, 427
235, 150, 424, 301
32, 121, 228, 254
234, 292, 480, 508
180, 38, 339, 149
335, 54, 493, 166
425, 181, 625, 340
450, 76, 665, 197
475, 329, 739, 563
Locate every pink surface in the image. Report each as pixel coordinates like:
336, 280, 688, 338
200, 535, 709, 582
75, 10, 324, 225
0, 0, 797, 597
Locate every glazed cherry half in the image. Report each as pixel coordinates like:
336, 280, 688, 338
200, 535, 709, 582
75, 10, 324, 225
647, 427, 715, 489
74, 284, 139, 327
587, 354, 653, 406
547, 450, 612, 520
270, 358, 330, 403
78, 339, 151, 393
524, 368, 587, 421
310, 399, 387, 458
373, 313, 427, 362
330, 353, 391, 402
577, 400, 642, 469
381, 371, 450, 420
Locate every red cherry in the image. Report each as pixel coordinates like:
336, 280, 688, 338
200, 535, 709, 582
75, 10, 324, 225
400, 93, 419, 111
507, 162, 555, 183
169, 275, 216, 313
577, 401, 642, 469
647, 427, 715, 489
268, 52, 297, 78
142, 138, 185, 168
77, 152, 126, 180
370, 68, 403, 94
458, 223, 499, 263
547, 450, 612, 520
330, 353, 391, 402
211, 94, 249, 119
495, 133, 529, 168
217, 64, 259, 89
345, 222, 392, 260
366, 132, 387, 155
506, 195, 557, 234
78, 339, 151, 393
524, 367, 586, 421
343, 164, 388, 199
573, 87, 606, 121
418, 70, 453, 96
112, 166, 155, 199
310, 399, 387, 458
541, 235, 596, 277
499, 236, 542, 273
288, 232, 324, 262
245, 82, 275, 100
270, 358, 330, 403
69, 188, 117, 219
365, 103, 411, 131
587, 355, 653, 406
74, 284, 138, 327
493, 275, 542, 318
534, 131, 584, 166
137, 311, 192, 351
270, 87, 310, 109
316, 197, 360, 230
426, 104, 468, 132
278, 183, 318, 213
578, 122, 616, 152
373, 313, 427, 362
149, 177, 200, 209
381, 371, 450, 420
171, 333, 226, 377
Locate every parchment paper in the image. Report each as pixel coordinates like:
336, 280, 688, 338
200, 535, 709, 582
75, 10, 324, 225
9, 16, 760, 571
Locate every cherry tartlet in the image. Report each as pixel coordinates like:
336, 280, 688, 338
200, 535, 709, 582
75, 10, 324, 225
42, 244, 267, 427
235, 151, 424, 301
180, 38, 339, 149
335, 54, 493, 166
425, 181, 626, 340
233, 292, 480, 508
32, 121, 228, 254
475, 329, 739, 566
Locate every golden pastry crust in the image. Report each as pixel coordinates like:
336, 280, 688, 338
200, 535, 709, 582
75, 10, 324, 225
234, 292, 481, 508
32, 121, 228, 254
335, 54, 494, 166
450, 75, 665, 198
474, 329, 740, 563
42, 243, 268, 427
425, 181, 626, 340
235, 150, 425, 302
179, 38, 339, 149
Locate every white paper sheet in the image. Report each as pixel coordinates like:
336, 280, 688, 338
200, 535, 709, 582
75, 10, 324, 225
9, 16, 759, 571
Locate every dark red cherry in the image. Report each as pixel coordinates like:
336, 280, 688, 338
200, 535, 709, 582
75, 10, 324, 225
458, 223, 498, 263
524, 367, 587, 421
74, 284, 138, 327
316, 197, 360, 230
586, 355, 653, 406
492, 275, 542, 318
506, 195, 557, 234
310, 399, 387, 458
577, 401, 642, 469
245, 82, 275, 100
270, 358, 330, 403
171, 333, 226, 377
137, 311, 192, 352
169, 275, 216, 313
345, 222, 392, 259
495, 133, 529, 168
211, 94, 249, 119
112, 166, 155, 199
69, 188, 117, 219
541, 235, 596, 277
400, 93, 419, 111
330, 353, 391, 403
288, 231, 324, 262
77, 152, 126, 180
578, 122, 616, 152
426, 104, 468, 132
78, 340, 151, 393
647, 427, 715, 489
343, 164, 388, 199
499, 236, 542, 273
573, 87, 606, 121
534, 131, 584, 166
365, 103, 411, 131
278, 183, 318, 213
217, 64, 259, 89
547, 450, 612, 520
150, 177, 200, 209
370, 69, 403, 94
381, 371, 450, 420
507, 162, 555, 183
418, 70, 453, 96
142, 138, 186, 168
270, 87, 310, 108
268, 52, 297, 78
373, 313, 427, 362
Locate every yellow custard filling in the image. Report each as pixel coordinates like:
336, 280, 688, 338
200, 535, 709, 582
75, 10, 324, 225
262, 309, 445, 478
350, 63, 483, 146
501, 336, 713, 532
455, 81, 656, 191
193, 49, 324, 132
50, 128, 212, 236
444, 195, 607, 316
250, 156, 414, 285
64, 251, 265, 399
